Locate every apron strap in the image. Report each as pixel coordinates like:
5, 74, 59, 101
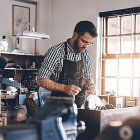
64, 42, 68, 59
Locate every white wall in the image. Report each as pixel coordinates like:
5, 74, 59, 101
0, 0, 13, 52
50, 0, 140, 81
36, 0, 51, 55
51, 0, 140, 45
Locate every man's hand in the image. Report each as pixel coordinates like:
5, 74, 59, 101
85, 83, 96, 95
84, 79, 96, 95
37, 78, 81, 96
64, 85, 81, 96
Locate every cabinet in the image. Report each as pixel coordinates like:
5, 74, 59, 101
0, 52, 44, 124
0, 52, 44, 91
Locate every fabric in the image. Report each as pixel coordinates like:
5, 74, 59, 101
37, 41, 92, 81
51, 42, 87, 107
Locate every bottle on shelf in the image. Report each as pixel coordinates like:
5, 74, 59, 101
32, 61, 36, 69
13, 37, 21, 53
15, 37, 20, 50
0, 36, 8, 52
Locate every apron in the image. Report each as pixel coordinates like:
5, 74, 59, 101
52, 42, 86, 108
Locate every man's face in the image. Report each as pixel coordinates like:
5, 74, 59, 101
73, 32, 94, 53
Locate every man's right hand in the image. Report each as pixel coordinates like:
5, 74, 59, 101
64, 85, 81, 96
37, 78, 81, 96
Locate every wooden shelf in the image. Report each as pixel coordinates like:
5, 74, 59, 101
4, 68, 38, 71
0, 51, 36, 56
1, 52, 43, 88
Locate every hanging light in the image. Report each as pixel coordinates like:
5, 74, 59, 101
19, 27, 50, 39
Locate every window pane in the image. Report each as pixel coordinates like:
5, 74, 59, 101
118, 78, 131, 96
108, 37, 120, 54
119, 59, 131, 77
136, 35, 140, 53
108, 17, 119, 35
103, 60, 117, 76
102, 38, 106, 55
104, 78, 117, 92
133, 79, 140, 97
121, 36, 134, 53
101, 13, 140, 97
134, 59, 140, 77
103, 18, 106, 36
121, 15, 133, 34
136, 14, 140, 33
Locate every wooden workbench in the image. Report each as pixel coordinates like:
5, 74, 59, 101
77, 107, 139, 140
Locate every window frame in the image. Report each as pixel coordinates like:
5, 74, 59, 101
99, 7, 140, 97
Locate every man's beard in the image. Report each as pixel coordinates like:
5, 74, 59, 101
73, 40, 83, 53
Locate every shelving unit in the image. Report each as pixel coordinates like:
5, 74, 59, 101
0, 51, 44, 124
0, 51, 44, 89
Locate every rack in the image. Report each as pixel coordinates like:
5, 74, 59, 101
0, 51, 45, 90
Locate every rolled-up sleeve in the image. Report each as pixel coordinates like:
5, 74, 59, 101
37, 47, 59, 79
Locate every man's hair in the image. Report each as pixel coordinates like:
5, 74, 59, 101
74, 20, 97, 37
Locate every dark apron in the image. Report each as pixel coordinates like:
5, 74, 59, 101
52, 42, 86, 108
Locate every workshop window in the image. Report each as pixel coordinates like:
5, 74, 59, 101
99, 7, 140, 97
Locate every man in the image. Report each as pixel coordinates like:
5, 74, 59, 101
37, 20, 97, 108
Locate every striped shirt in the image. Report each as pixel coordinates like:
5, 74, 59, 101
37, 41, 92, 82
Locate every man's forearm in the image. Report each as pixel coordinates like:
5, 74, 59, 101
37, 78, 65, 92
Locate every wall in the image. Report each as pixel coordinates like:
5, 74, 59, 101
0, 0, 13, 51
50, 0, 140, 82
36, 0, 51, 55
